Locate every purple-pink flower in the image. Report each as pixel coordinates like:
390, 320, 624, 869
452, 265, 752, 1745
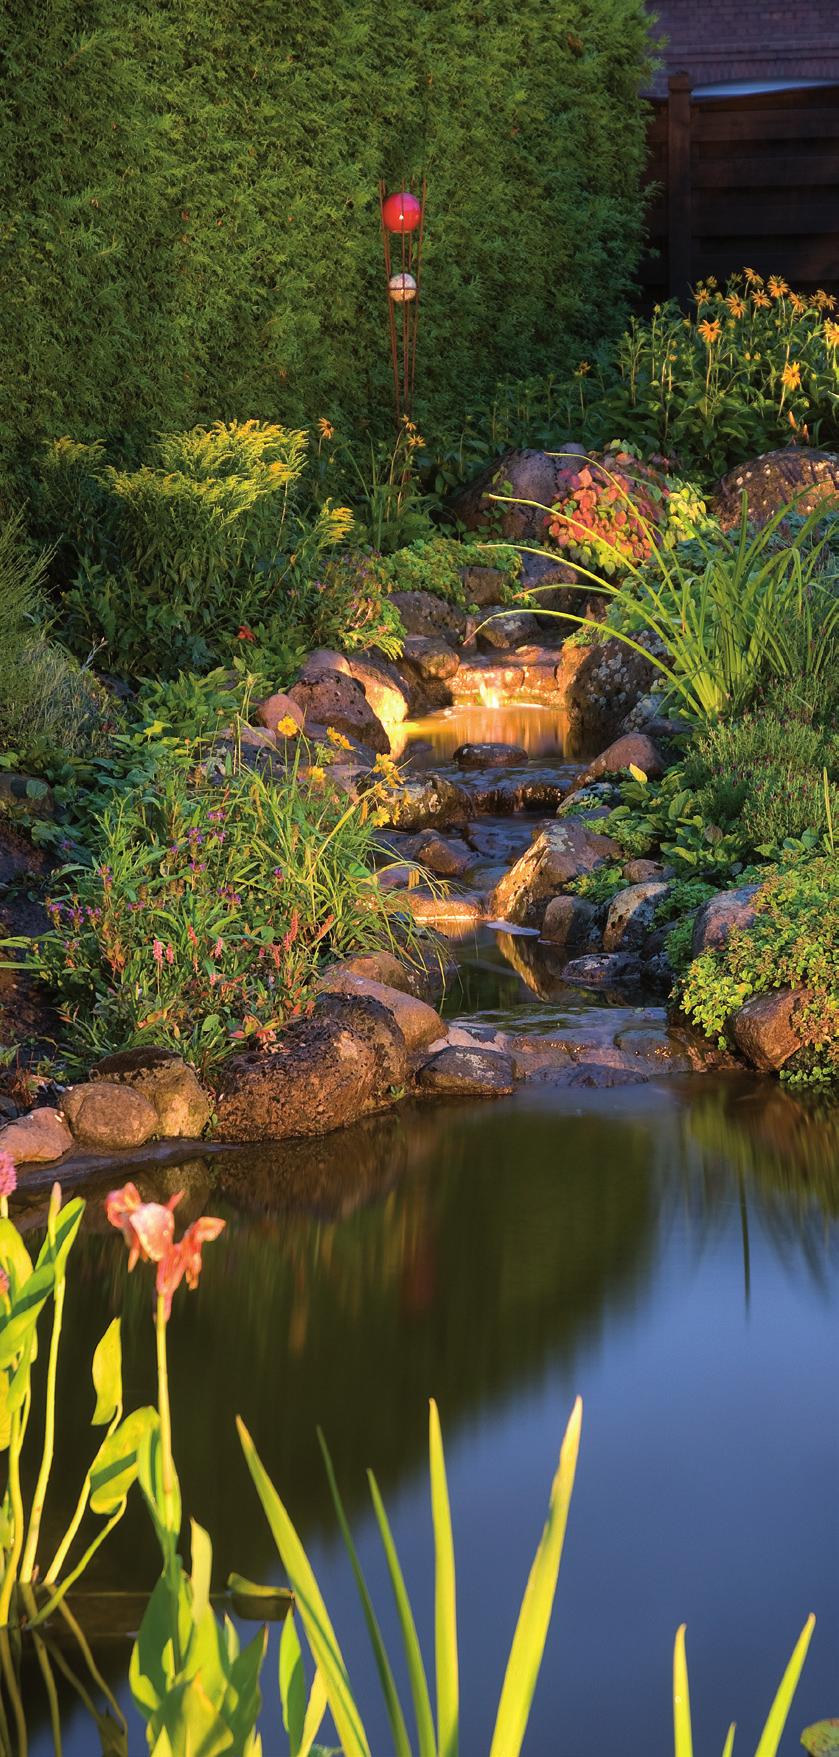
0, 1152, 16, 1199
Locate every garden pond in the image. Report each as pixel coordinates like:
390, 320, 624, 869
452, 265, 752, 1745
13, 1068, 839, 1754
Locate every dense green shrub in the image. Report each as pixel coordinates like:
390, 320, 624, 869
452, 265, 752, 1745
683, 713, 839, 852
0, 513, 111, 760
31, 422, 350, 678
38, 740, 418, 1073
0, 0, 651, 468
680, 859, 839, 1080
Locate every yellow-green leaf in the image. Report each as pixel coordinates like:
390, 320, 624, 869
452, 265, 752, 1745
673, 1625, 693, 1757
92, 1318, 122, 1426
429, 1399, 459, 1757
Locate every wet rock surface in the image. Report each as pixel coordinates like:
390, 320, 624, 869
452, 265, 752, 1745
416, 1045, 516, 1097
489, 819, 622, 926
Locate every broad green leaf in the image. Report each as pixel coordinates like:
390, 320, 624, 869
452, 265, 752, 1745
318, 1429, 412, 1757
36, 1196, 85, 1279
138, 1415, 182, 1541
92, 1318, 122, 1426
368, 1468, 436, 1757
299, 1668, 329, 1757
754, 1616, 815, 1757
228, 1571, 294, 1622
0, 1371, 10, 1451
191, 1519, 213, 1624
0, 1220, 33, 1289
90, 1406, 158, 1515
237, 1415, 372, 1757
280, 1612, 308, 1755
673, 1626, 693, 1757
0, 1260, 55, 1367
429, 1399, 459, 1757
489, 1397, 582, 1757
802, 1721, 839, 1755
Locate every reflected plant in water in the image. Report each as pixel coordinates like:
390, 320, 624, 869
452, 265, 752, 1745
106, 1182, 266, 1757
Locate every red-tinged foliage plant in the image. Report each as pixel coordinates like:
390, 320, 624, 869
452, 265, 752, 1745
545, 445, 711, 577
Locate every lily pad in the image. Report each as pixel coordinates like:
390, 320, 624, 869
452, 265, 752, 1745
802, 1721, 839, 1755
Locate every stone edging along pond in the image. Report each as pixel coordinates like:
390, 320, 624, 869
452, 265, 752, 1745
0, 532, 821, 1175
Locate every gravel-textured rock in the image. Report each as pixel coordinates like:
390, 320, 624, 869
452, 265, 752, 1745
713, 447, 839, 531
389, 591, 467, 643
691, 886, 759, 957
489, 819, 622, 926
603, 880, 670, 952
215, 994, 409, 1141
729, 988, 812, 1071
556, 637, 661, 749
61, 1081, 158, 1149
0, 1108, 73, 1166
460, 565, 511, 607
403, 830, 474, 876
623, 858, 668, 884
399, 636, 462, 685
416, 1045, 516, 1097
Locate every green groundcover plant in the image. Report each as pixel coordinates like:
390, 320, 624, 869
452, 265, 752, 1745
36, 736, 417, 1076
680, 858, 839, 1082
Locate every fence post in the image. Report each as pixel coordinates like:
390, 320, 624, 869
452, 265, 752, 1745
667, 71, 693, 303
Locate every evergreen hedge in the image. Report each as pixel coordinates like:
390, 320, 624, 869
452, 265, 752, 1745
0, 0, 651, 460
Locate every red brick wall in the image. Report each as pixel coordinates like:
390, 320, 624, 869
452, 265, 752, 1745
648, 0, 839, 92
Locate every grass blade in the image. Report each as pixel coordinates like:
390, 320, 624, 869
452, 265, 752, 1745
673, 1625, 693, 1757
429, 1401, 458, 1757
368, 1468, 436, 1757
489, 1396, 582, 1757
721, 1724, 736, 1757
318, 1429, 414, 1757
237, 1417, 372, 1757
754, 1615, 815, 1757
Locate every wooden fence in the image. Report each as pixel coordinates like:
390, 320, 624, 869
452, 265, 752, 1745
640, 77, 839, 305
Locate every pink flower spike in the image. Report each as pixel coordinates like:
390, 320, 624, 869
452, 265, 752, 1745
153, 939, 164, 966
0, 1152, 17, 1199
166, 943, 175, 965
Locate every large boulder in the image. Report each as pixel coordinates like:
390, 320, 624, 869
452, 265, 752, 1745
567, 732, 667, 795
61, 1081, 158, 1149
489, 819, 621, 926
377, 774, 472, 831
691, 886, 759, 958
713, 447, 839, 531
460, 565, 512, 607
289, 671, 390, 754
315, 968, 444, 1051
729, 987, 812, 1071
445, 449, 571, 543
603, 880, 670, 952
90, 1046, 211, 1138
388, 591, 467, 644
215, 993, 409, 1141
556, 637, 661, 750
475, 609, 541, 652
540, 894, 598, 949
399, 636, 461, 685
0, 1107, 72, 1166
255, 692, 305, 736
453, 742, 528, 769
416, 1045, 516, 1097
345, 654, 415, 727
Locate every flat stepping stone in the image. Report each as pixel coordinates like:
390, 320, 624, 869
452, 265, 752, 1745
416, 1046, 516, 1097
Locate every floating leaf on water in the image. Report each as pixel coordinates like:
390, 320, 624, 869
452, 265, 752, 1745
226, 1571, 294, 1621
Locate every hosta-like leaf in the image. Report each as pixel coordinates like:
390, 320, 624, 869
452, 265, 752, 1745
92, 1318, 122, 1426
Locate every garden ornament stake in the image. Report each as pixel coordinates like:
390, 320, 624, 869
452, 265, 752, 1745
379, 180, 426, 425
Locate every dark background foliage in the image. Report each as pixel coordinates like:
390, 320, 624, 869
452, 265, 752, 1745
0, 0, 651, 465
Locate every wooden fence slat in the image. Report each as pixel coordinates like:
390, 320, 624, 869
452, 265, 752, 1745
694, 152, 839, 189
695, 108, 839, 142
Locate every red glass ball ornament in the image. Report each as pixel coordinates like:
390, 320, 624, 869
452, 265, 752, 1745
382, 190, 422, 233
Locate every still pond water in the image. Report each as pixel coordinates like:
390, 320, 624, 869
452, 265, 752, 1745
17, 1076, 839, 1754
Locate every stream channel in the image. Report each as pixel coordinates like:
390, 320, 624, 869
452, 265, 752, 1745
13, 703, 839, 1755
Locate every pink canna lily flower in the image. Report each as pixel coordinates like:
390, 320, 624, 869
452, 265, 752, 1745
105, 1182, 184, 1271
155, 1215, 226, 1319
0, 1152, 17, 1200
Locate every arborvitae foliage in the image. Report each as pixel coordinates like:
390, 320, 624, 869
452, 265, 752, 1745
0, 0, 651, 460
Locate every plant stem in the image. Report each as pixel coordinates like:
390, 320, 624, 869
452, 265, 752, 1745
20, 1279, 65, 1584
0, 1414, 26, 1628
155, 1295, 176, 1515
0, 1630, 25, 1757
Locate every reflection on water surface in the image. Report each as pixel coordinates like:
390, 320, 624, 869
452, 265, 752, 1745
392, 701, 571, 763
15, 1079, 839, 1755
